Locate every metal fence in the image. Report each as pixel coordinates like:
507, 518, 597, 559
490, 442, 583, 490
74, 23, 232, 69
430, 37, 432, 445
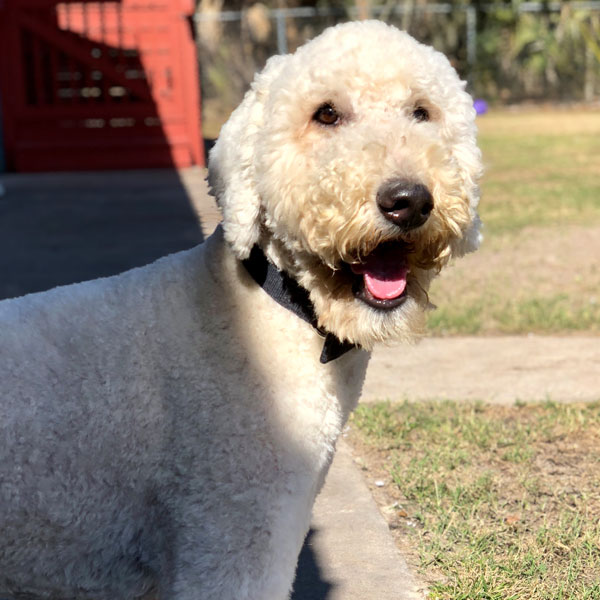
194, 2, 600, 134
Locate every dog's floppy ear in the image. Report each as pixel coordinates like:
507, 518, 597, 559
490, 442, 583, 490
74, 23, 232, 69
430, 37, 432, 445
208, 55, 287, 259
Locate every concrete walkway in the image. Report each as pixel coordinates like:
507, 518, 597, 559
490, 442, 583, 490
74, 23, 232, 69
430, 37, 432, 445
363, 336, 600, 405
293, 440, 424, 600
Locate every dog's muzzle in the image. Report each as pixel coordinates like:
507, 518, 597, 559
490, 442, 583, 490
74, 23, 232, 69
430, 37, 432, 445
345, 179, 433, 311
376, 179, 433, 231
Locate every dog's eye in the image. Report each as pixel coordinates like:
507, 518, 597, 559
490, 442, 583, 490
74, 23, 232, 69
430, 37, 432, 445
412, 106, 430, 122
313, 103, 340, 126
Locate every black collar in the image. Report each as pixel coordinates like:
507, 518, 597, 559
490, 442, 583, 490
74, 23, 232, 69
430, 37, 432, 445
242, 245, 357, 364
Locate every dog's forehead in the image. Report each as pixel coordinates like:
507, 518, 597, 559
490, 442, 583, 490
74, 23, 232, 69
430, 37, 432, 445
271, 22, 457, 106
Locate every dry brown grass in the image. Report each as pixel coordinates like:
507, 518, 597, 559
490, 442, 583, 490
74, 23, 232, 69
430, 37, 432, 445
349, 401, 600, 599
477, 107, 600, 137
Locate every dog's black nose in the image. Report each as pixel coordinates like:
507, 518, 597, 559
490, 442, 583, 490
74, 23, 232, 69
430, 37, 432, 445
376, 179, 434, 230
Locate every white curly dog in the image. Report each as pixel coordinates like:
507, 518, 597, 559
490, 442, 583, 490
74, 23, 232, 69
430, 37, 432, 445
0, 21, 481, 600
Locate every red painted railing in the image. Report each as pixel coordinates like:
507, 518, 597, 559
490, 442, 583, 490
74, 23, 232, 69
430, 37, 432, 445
0, 0, 204, 171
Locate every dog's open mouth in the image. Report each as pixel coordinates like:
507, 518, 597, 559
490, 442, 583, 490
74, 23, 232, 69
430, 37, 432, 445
348, 241, 411, 310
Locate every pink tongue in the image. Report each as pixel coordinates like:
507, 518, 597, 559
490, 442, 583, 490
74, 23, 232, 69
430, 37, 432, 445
364, 271, 407, 299
351, 246, 409, 300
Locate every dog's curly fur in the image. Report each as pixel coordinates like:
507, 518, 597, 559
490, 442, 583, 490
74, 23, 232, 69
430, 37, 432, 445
0, 21, 481, 600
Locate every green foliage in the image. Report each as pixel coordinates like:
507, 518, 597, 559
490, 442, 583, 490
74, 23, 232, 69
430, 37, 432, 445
355, 1, 600, 102
469, 3, 600, 101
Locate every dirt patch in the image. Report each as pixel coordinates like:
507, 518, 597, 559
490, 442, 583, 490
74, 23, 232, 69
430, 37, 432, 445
433, 224, 600, 305
363, 335, 600, 405
425, 224, 600, 335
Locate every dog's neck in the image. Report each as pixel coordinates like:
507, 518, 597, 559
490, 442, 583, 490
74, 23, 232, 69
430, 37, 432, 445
240, 241, 357, 364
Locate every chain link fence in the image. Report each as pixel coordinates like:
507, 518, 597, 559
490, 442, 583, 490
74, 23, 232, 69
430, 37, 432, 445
194, 2, 600, 136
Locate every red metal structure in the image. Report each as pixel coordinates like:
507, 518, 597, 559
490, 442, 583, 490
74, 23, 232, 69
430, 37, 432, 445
0, 0, 204, 171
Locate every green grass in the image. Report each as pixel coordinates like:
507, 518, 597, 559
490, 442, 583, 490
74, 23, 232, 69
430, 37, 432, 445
429, 293, 600, 335
477, 112, 600, 235
479, 134, 600, 234
349, 113, 600, 596
350, 401, 600, 599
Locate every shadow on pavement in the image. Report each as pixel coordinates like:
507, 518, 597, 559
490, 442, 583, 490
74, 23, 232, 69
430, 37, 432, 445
0, 169, 204, 300
292, 529, 336, 600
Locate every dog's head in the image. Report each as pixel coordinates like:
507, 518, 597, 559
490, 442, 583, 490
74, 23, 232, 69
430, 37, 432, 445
209, 21, 482, 350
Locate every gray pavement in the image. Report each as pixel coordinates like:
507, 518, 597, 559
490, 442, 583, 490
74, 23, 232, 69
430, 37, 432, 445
295, 441, 424, 600
0, 169, 208, 299
363, 336, 600, 405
